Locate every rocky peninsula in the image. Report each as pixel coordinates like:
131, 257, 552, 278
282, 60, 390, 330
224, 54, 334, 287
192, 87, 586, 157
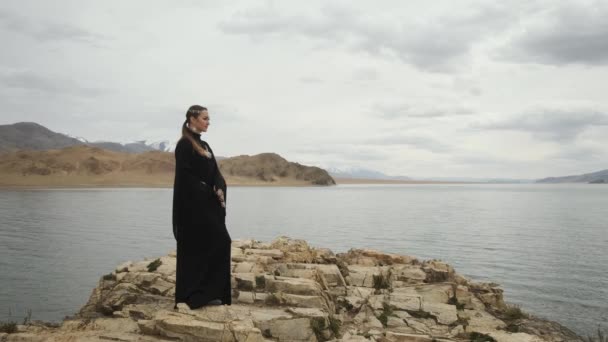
1, 237, 582, 342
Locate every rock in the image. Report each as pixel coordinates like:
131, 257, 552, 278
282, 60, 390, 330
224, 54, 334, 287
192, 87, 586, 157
346, 266, 390, 288
386, 316, 408, 328
391, 265, 427, 285
420, 303, 458, 325
235, 273, 256, 291
137, 319, 158, 335
265, 276, 323, 296
353, 306, 383, 330
233, 261, 256, 273
3, 332, 47, 341
153, 309, 265, 342
269, 236, 317, 263
20, 237, 582, 342
388, 292, 422, 312
469, 282, 506, 310
272, 263, 347, 288
235, 291, 256, 304
281, 293, 327, 309
154, 256, 176, 276
384, 332, 435, 342
420, 260, 454, 283
148, 277, 174, 296
245, 248, 285, 259
338, 249, 417, 266
115, 260, 132, 273
462, 309, 506, 332
232, 239, 255, 249
483, 330, 546, 342
256, 317, 316, 341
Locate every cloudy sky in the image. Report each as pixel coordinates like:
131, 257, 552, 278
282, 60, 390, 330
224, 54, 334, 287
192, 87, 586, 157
1, 0, 607, 179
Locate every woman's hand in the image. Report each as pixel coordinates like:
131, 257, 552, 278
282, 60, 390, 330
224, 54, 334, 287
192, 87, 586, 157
214, 187, 226, 208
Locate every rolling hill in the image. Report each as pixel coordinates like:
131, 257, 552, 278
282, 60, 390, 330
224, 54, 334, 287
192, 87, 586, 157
536, 169, 608, 184
0, 146, 335, 187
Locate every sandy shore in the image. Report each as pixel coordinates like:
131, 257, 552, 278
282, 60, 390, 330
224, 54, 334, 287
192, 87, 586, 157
0, 175, 465, 189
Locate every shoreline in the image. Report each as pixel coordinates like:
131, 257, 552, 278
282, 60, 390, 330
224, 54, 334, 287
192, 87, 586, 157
0, 178, 468, 190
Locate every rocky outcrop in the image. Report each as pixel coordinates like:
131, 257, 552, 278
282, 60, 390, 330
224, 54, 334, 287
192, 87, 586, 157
219, 153, 336, 186
2, 237, 581, 341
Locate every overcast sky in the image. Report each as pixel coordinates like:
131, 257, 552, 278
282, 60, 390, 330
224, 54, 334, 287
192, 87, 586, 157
1, 0, 607, 178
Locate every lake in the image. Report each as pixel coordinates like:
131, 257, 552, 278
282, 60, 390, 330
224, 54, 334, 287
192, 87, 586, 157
0, 184, 606, 335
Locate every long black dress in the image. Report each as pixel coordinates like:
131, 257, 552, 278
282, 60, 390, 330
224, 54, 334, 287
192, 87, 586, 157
172, 133, 231, 309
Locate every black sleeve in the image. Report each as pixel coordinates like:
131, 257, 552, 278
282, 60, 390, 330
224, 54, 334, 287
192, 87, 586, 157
172, 139, 206, 240
206, 143, 227, 204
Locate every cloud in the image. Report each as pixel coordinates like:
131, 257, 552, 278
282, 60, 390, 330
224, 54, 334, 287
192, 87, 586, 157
352, 67, 379, 81
0, 9, 105, 44
295, 146, 389, 161
299, 77, 324, 84
501, 2, 608, 65
477, 107, 608, 141
372, 102, 476, 119
364, 134, 453, 153
551, 145, 605, 162
219, 3, 514, 72
0, 70, 105, 97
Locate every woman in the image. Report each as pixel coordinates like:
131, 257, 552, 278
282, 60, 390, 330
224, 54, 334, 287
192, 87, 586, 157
172, 104, 231, 309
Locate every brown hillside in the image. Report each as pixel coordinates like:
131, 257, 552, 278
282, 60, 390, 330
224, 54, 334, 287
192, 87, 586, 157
219, 152, 335, 185
0, 146, 335, 187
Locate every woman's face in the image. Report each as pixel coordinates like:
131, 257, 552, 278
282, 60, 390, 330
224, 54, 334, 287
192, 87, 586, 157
190, 110, 210, 133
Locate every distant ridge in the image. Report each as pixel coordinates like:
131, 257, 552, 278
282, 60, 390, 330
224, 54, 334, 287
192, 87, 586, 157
0, 146, 335, 187
0, 122, 84, 152
0, 122, 159, 154
536, 169, 608, 184
328, 166, 410, 181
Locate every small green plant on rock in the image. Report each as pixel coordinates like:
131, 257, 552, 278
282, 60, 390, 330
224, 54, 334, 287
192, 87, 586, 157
376, 302, 394, 327
0, 321, 17, 334
469, 331, 497, 342
337, 298, 355, 313
255, 275, 266, 289
264, 293, 281, 306
147, 258, 162, 272
505, 322, 520, 332
372, 270, 391, 292
328, 315, 341, 337
455, 315, 470, 328
311, 318, 331, 342
585, 328, 607, 342
22, 309, 32, 325
502, 304, 528, 321
102, 272, 116, 281
447, 295, 465, 310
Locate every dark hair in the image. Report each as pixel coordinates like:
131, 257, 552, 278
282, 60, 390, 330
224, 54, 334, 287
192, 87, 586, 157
182, 105, 210, 157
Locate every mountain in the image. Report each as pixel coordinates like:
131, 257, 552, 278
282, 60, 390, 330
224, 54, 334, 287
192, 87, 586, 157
416, 177, 533, 183
220, 153, 335, 186
0, 122, 174, 154
328, 166, 410, 180
144, 140, 175, 152
0, 146, 335, 187
536, 169, 608, 184
0, 122, 84, 152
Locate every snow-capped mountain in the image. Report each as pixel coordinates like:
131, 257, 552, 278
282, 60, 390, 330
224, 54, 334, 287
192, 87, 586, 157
143, 140, 175, 152
327, 166, 411, 180
66, 134, 89, 143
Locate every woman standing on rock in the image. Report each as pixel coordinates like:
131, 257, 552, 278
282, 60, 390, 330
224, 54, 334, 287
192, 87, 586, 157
172, 104, 231, 309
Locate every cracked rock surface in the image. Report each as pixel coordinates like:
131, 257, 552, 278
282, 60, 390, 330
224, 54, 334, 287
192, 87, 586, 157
3, 237, 582, 341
